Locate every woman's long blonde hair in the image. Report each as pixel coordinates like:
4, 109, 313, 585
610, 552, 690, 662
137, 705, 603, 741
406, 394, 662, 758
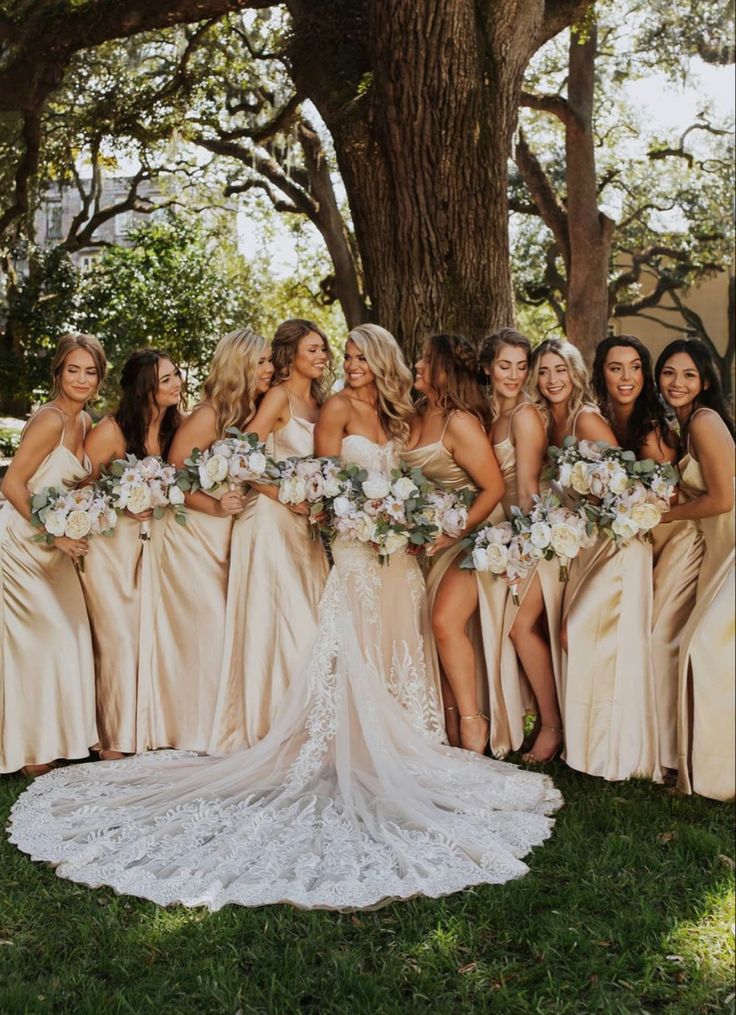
201, 328, 268, 437
347, 324, 414, 446
528, 338, 595, 428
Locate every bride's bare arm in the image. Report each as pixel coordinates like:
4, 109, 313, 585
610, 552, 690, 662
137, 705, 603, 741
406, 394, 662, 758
314, 394, 351, 458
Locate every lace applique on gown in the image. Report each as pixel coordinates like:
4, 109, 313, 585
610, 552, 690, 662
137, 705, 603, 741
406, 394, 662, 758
8, 436, 562, 910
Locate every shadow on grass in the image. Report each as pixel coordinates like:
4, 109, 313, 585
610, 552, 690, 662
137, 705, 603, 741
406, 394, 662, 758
0, 763, 733, 1014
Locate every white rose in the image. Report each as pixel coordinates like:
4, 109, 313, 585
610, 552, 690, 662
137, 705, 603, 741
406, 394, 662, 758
442, 507, 466, 538
472, 547, 491, 572
324, 475, 343, 498
332, 495, 352, 517
126, 483, 153, 515
486, 542, 510, 575
611, 514, 639, 542
391, 476, 419, 501
65, 509, 92, 539
529, 521, 552, 549
169, 485, 185, 506
578, 439, 603, 461
490, 521, 514, 545
202, 453, 229, 488
354, 512, 377, 543
550, 522, 581, 559
631, 501, 661, 531
361, 472, 391, 501
382, 530, 409, 555
557, 462, 573, 488
44, 508, 68, 537
570, 461, 592, 495
247, 451, 267, 476
607, 468, 629, 495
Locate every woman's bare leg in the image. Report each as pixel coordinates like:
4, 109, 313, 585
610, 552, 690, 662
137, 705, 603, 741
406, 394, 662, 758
432, 566, 488, 753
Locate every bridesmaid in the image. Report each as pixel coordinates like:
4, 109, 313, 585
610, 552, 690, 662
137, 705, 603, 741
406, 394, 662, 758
208, 319, 331, 753
402, 333, 505, 754
0, 333, 105, 776
592, 334, 699, 774
484, 329, 564, 764
149, 329, 269, 752
529, 338, 661, 783
82, 349, 183, 759
656, 339, 735, 801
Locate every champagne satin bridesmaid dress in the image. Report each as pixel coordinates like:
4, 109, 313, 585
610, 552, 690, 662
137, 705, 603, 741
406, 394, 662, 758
650, 518, 702, 771
208, 398, 330, 753
675, 411, 735, 802
402, 416, 510, 754
561, 411, 661, 783
0, 410, 98, 772
148, 475, 234, 753
493, 403, 563, 744
81, 511, 158, 753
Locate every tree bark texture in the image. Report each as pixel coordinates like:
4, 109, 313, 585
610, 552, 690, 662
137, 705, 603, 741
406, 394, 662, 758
288, 0, 592, 358
563, 22, 614, 363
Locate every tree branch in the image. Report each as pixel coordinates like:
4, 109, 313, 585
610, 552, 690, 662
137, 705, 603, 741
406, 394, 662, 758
514, 129, 570, 268
520, 90, 574, 127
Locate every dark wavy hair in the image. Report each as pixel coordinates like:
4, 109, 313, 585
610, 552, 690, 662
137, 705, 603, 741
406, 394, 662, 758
592, 335, 676, 454
655, 338, 735, 444
422, 333, 491, 428
114, 348, 183, 459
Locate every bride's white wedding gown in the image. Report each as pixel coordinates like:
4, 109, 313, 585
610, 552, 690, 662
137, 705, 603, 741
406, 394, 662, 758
8, 437, 562, 911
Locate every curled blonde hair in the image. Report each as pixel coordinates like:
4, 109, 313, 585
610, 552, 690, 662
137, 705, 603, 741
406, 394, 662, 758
50, 332, 107, 399
528, 338, 595, 429
201, 328, 268, 437
347, 324, 414, 446
271, 318, 334, 405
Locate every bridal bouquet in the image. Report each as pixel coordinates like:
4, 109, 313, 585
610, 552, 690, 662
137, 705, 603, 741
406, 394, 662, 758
30, 485, 118, 570
458, 520, 533, 604
180, 428, 280, 495
509, 491, 596, 582
548, 438, 677, 546
98, 454, 187, 541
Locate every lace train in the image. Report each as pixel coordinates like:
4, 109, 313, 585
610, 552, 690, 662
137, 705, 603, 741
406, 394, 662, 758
8, 540, 562, 911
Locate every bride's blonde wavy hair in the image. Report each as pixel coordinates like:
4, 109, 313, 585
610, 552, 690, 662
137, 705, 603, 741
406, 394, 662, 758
528, 338, 595, 428
200, 328, 269, 437
347, 324, 414, 446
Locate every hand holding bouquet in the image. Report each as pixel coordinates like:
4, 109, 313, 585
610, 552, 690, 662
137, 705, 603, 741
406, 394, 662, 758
180, 429, 280, 497
30, 485, 117, 570
98, 454, 187, 541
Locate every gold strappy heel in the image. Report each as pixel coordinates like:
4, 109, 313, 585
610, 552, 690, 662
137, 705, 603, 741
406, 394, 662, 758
459, 712, 490, 754
521, 725, 563, 765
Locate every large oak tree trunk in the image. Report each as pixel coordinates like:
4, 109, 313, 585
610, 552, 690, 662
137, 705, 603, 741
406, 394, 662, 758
564, 23, 614, 362
287, 1, 581, 358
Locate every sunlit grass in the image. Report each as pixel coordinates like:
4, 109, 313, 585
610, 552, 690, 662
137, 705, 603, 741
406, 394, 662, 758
0, 764, 733, 1013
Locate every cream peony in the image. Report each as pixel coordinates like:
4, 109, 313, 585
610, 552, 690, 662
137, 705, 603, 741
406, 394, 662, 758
529, 521, 552, 549
381, 530, 409, 555
486, 541, 510, 575
472, 547, 491, 572
354, 512, 378, 543
44, 508, 68, 537
126, 483, 153, 515
570, 461, 592, 495
611, 514, 639, 542
201, 454, 229, 488
550, 522, 581, 559
279, 475, 306, 505
607, 468, 630, 495
442, 507, 466, 538
391, 476, 419, 501
362, 472, 391, 501
323, 473, 343, 498
631, 501, 661, 531
247, 451, 268, 475
169, 485, 185, 506
304, 474, 325, 501
65, 509, 92, 539
557, 462, 573, 488
578, 439, 603, 461
332, 495, 353, 517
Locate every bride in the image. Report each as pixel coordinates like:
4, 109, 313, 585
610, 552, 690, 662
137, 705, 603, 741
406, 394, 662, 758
8, 324, 562, 912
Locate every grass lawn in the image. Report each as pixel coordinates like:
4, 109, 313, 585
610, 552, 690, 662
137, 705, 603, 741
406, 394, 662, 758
0, 761, 733, 1014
